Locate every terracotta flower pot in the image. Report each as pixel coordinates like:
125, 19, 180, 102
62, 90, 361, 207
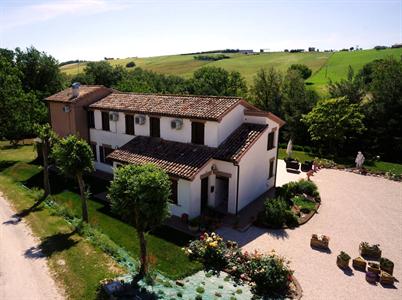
352, 257, 367, 271
379, 271, 394, 285
337, 256, 350, 269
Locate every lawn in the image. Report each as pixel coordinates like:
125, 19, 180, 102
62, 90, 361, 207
0, 142, 124, 300
0, 141, 201, 281
278, 148, 402, 175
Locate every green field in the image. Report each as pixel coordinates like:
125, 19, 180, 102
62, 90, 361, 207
61, 48, 402, 92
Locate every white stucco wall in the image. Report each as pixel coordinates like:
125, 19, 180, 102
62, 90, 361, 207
160, 117, 191, 143
217, 104, 245, 144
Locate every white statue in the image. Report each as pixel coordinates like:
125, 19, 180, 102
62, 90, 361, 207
355, 151, 365, 169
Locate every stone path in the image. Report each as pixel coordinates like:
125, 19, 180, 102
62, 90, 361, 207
0, 193, 64, 300
218, 169, 402, 300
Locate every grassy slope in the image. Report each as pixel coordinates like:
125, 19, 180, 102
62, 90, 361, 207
0, 142, 124, 300
60, 48, 402, 91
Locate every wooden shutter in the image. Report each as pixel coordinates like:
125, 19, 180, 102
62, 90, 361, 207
101, 112, 110, 131
269, 160, 274, 178
267, 132, 275, 150
170, 179, 178, 204
150, 117, 160, 137
99, 146, 105, 163
125, 115, 135, 135
191, 122, 205, 145
88, 111, 95, 128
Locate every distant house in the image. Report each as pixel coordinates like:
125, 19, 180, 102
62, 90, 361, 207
45, 84, 284, 218
239, 49, 254, 54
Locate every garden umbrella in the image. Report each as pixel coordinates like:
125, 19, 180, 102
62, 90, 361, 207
286, 139, 293, 157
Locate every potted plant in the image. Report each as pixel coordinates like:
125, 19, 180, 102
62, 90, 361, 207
366, 271, 377, 284
310, 234, 330, 249
188, 217, 200, 232
336, 251, 351, 269
359, 242, 382, 259
380, 257, 394, 275
379, 271, 395, 285
367, 262, 381, 275
352, 256, 367, 271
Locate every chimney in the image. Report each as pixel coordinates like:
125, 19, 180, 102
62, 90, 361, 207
72, 82, 81, 98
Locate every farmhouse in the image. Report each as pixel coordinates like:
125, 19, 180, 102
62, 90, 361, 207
45, 84, 284, 218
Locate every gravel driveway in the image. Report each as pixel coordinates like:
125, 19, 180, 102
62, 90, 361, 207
0, 193, 63, 300
218, 169, 402, 300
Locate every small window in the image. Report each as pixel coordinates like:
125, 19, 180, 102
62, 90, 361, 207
269, 160, 275, 179
125, 114, 135, 135
170, 179, 178, 204
90, 144, 97, 161
150, 117, 160, 138
101, 111, 110, 131
191, 122, 205, 145
267, 131, 275, 150
88, 110, 95, 128
99, 145, 113, 165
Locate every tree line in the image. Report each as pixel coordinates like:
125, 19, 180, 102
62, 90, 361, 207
1, 46, 401, 162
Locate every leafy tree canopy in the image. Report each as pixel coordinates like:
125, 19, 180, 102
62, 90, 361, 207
83, 61, 127, 87
288, 64, 312, 80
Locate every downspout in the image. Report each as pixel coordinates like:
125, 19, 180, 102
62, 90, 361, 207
273, 140, 280, 189
235, 162, 240, 215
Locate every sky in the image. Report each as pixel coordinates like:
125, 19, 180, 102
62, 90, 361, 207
0, 0, 401, 62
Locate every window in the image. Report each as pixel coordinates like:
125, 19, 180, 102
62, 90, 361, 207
101, 111, 110, 131
88, 110, 95, 128
90, 143, 97, 161
267, 131, 275, 150
125, 114, 135, 135
191, 122, 205, 145
99, 145, 113, 165
269, 159, 275, 179
150, 117, 160, 137
169, 179, 178, 204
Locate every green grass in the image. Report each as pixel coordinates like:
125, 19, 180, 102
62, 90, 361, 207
61, 48, 402, 92
278, 147, 402, 175
0, 145, 124, 299
0, 140, 201, 282
292, 196, 316, 212
51, 191, 201, 279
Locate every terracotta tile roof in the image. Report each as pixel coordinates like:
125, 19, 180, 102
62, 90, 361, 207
45, 85, 109, 103
107, 123, 268, 180
89, 92, 243, 121
107, 136, 215, 180
244, 110, 286, 127
214, 123, 268, 162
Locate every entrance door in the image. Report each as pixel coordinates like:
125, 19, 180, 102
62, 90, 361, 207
215, 176, 229, 213
149, 117, 160, 138
201, 177, 209, 212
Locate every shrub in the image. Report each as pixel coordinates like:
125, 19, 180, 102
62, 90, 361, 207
263, 197, 289, 228
245, 252, 293, 297
284, 210, 299, 228
280, 180, 319, 199
126, 61, 136, 68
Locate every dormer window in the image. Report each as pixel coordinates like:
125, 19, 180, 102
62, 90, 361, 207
191, 121, 205, 145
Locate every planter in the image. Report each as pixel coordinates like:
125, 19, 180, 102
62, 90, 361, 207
286, 160, 300, 170
188, 224, 199, 232
379, 271, 394, 285
336, 255, 350, 269
310, 234, 329, 249
352, 257, 367, 271
301, 161, 313, 172
367, 262, 381, 275
380, 258, 394, 275
359, 242, 382, 259
366, 271, 377, 284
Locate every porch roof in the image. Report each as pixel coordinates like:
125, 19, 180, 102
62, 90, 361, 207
107, 123, 268, 180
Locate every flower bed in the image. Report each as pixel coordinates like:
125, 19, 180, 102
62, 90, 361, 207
256, 179, 320, 229
184, 233, 296, 298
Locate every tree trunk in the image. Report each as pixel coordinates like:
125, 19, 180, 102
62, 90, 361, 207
43, 141, 51, 197
138, 230, 148, 277
77, 173, 89, 223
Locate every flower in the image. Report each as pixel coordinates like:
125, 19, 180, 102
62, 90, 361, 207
209, 241, 218, 248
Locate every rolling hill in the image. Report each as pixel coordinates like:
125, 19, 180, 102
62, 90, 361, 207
60, 48, 402, 93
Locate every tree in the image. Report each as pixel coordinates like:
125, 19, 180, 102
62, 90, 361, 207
52, 135, 94, 222
0, 55, 47, 144
328, 66, 364, 103
108, 164, 171, 277
250, 68, 283, 116
190, 66, 247, 96
83, 61, 127, 87
362, 57, 402, 162
281, 70, 318, 143
302, 97, 366, 155
34, 124, 58, 200
288, 64, 312, 80
14, 46, 65, 98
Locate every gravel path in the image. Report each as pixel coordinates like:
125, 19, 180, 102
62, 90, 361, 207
0, 193, 64, 300
218, 169, 402, 300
